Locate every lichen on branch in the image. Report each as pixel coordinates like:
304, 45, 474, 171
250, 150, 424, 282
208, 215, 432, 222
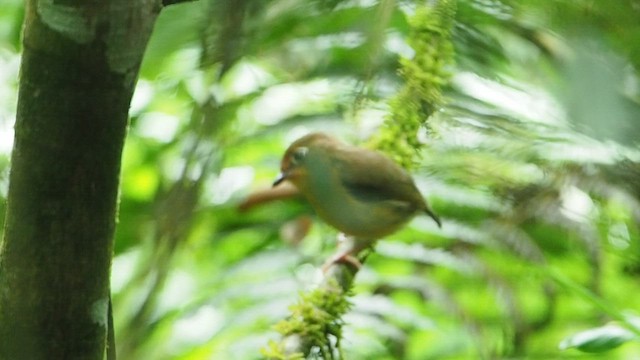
262, 275, 353, 360
369, 0, 457, 169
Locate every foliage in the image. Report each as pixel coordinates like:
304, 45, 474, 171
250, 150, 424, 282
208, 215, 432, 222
559, 323, 638, 353
1, 0, 640, 359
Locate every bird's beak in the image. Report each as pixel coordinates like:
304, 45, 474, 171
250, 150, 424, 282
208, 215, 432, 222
273, 171, 287, 187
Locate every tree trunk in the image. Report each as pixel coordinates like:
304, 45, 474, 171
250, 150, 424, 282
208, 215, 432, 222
0, 1, 162, 358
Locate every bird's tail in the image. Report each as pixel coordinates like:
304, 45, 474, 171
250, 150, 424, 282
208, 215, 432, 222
424, 206, 442, 228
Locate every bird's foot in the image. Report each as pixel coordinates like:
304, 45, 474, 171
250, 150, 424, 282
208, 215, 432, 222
321, 252, 362, 273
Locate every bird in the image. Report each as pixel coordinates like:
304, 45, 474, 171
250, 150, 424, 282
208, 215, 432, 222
273, 132, 441, 269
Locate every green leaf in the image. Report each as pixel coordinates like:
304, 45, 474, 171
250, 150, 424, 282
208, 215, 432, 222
559, 325, 636, 353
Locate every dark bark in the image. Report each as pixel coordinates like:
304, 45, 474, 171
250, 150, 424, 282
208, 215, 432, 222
0, 1, 162, 358
163, 0, 198, 5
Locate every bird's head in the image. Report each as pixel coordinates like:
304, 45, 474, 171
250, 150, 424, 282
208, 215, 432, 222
273, 132, 337, 188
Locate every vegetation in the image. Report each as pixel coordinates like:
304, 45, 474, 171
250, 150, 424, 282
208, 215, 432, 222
0, 0, 639, 359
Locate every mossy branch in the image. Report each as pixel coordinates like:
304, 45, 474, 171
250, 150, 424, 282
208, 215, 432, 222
262, 263, 358, 360
369, 0, 457, 168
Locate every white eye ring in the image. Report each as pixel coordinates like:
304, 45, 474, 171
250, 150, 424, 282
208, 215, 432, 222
291, 147, 308, 164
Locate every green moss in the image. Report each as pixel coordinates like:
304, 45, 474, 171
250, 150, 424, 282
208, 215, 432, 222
261, 340, 304, 360
369, 0, 457, 169
262, 279, 351, 359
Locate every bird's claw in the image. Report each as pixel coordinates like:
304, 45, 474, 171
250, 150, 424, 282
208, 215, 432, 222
321, 252, 362, 273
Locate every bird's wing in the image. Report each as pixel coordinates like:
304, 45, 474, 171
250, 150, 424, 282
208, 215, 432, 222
334, 146, 442, 227
334, 147, 423, 206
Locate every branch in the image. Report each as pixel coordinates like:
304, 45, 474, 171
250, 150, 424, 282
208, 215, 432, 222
262, 254, 364, 359
107, 296, 116, 360
238, 182, 301, 212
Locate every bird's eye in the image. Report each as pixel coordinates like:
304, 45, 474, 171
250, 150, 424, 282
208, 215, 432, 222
291, 147, 308, 165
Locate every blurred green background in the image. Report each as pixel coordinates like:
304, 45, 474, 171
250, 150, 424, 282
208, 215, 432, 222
1, 0, 640, 359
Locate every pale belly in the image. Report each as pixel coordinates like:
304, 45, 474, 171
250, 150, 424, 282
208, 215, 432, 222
311, 195, 418, 239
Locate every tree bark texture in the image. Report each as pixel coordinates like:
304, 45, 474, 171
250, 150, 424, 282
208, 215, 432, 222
0, 1, 161, 358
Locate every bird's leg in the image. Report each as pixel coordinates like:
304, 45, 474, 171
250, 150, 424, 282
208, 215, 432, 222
322, 252, 361, 272
322, 235, 371, 272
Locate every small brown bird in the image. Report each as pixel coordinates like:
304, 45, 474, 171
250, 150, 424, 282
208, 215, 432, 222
273, 132, 441, 268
